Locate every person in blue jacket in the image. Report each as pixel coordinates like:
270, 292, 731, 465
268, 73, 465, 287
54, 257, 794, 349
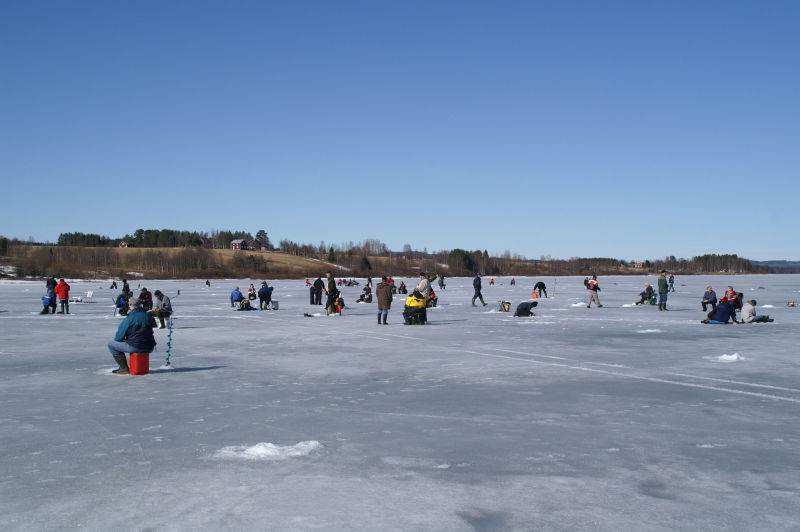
701, 286, 717, 311
701, 300, 739, 324
107, 299, 156, 374
230, 286, 244, 307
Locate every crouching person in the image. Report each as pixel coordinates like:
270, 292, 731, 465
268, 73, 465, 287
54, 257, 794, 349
107, 299, 156, 374
148, 290, 172, 328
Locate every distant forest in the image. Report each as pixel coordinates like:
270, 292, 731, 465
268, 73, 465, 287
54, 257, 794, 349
0, 229, 795, 279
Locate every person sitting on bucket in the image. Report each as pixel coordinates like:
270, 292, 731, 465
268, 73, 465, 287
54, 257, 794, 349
107, 299, 156, 374
148, 290, 172, 328
230, 286, 244, 307
635, 284, 654, 305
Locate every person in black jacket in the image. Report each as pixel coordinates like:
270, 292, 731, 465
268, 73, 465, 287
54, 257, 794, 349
533, 281, 547, 298
313, 277, 325, 305
702, 300, 739, 324
472, 274, 487, 307
258, 282, 274, 310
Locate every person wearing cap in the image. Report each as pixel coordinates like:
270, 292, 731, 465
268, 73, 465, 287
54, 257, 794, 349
138, 287, 153, 311
107, 299, 156, 374
258, 281, 274, 310
415, 272, 431, 301
701, 286, 717, 311
657, 271, 669, 311
54, 278, 71, 314
741, 300, 773, 323
148, 290, 172, 328
230, 286, 244, 307
376, 275, 392, 324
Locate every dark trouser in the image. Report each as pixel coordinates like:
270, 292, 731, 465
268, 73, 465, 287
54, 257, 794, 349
325, 294, 335, 314
309, 287, 315, 304
472, 290, 485, 305
314, 289, 322, 305
148, 309, 171, 327
702, 300, 717, 312
538, 289, 548, 298
59, 299, 69, 313
636, 294, 647, 305
261, 295, 270, 309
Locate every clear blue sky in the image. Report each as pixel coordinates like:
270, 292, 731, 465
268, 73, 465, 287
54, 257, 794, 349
1, 1, 798, 261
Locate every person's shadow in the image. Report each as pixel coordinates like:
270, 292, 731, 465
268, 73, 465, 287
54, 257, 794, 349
149, 365, 227, 374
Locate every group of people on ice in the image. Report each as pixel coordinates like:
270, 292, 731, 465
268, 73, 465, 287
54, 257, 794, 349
230, 282, 274, 310
40, 276, 71, 314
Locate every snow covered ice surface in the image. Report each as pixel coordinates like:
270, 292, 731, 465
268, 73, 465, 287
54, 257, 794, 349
1, 274, 800, 531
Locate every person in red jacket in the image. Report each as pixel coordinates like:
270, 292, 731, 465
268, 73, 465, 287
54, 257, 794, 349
54, 278, 71, 314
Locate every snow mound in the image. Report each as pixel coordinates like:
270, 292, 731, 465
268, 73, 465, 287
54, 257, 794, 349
214, 440, 321, 461
621, 304, 634, 308
636, 329, 663, 334
716, 353, 744, 362
761, 304, 775, 308
570, 302, 585, 307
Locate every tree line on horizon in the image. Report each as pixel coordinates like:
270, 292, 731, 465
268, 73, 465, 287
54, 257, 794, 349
0, 232, 786, 279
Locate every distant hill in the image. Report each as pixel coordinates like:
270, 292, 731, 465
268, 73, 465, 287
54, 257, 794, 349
752, 260, 800, 269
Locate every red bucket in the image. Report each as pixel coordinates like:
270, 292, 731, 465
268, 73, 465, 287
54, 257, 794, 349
130, 353, 150, 375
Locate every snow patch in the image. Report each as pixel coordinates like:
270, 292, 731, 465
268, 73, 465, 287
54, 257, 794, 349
636, 329, 663, 334
715, 353, 745, 363
761, 304, 775, 308
214, 440, 321, 461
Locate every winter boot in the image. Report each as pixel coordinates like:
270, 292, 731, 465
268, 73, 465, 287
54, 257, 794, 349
658, 303, 663, 311
112, 354, 129, 374
382, 314, 388, 325
378, 314, 382, 325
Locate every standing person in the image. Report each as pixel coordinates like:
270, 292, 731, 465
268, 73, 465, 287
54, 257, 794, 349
205, 280, 211, 287
510, 278, 515, 286
586, 275, 602, 308
376, 275, 393, 325
534, 281, 548, 298
122, 279, 131, 300
54, 278, 71, 314
583, 277, 590, 289
657, 271, 669, 311
701, 286, 717, 311
308, 281, 315, 304
46, 275, 58, 314
472, 273, 487, 307
109, 280, 117, 290
138, 287, 153, 311
416, 272, 431, 301
489, 278, 495, 286
107, 299, 156, 374
313, 276, 324, 305
438, 275, 446, 290
668, 274, 675, 292
148, 290, 172, 328
325, 271, 337, 315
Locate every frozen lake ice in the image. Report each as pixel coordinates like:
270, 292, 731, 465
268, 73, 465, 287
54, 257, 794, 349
1, 274, 799, 531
